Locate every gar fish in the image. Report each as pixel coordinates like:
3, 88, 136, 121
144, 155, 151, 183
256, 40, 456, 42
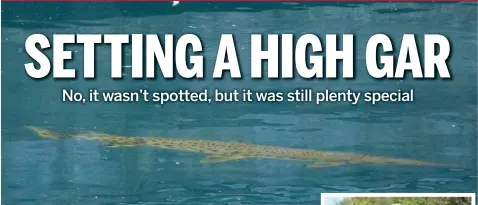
25, 126, 455, 168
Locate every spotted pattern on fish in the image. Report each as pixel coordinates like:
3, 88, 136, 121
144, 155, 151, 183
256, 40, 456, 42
25, 126, 457, 168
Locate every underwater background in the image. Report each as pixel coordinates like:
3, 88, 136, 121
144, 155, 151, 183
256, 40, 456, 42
1, 2, 477, 205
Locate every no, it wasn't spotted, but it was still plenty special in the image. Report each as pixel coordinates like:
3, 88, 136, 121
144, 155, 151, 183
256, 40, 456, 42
63, 88, 413, 106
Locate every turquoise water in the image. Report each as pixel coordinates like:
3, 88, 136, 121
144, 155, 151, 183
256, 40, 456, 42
2, 2, 477, 205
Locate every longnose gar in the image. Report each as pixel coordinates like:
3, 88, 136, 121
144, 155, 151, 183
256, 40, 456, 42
25, 126, 455, 168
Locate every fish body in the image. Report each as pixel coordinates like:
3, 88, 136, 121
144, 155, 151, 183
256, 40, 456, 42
25, 126, 455, 168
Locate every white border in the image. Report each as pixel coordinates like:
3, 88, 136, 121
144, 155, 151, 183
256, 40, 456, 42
321, 193, 476, 205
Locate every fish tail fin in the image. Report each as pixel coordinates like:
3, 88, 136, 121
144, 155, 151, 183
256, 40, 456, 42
25, 126, 64, 140
423, 161, 461, 168
363, 156, 459, 168
393, 158, 458, 168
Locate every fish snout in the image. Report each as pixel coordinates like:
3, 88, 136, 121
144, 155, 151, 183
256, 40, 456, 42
25, 126, 62, 139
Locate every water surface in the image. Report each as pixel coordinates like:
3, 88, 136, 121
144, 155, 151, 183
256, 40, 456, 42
2, 2, 477, 205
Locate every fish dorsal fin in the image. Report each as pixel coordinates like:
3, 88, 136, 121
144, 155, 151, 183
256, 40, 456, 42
307, 161, 345, 168
200, 155, 246, 164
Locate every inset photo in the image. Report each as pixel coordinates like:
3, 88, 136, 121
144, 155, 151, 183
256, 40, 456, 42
321, 193, 476, 205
